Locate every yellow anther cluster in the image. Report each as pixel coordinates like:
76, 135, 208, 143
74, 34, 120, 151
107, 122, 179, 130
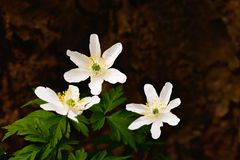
57, 91, 67, 102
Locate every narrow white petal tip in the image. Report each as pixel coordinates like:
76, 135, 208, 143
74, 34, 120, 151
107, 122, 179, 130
66, 49, 74, 57
121, 74, 127, 83
93, 96, 101, 104
70, 117, 78, 123
90, 88, 102, 96
116, 42, 122, 49
128, 125, 135, 130
125, 104, 131, 111
144, 83, 153, 89
63, 72, 76, 83
176, 98, 181, 105
151, 134, 160, 139
90, 33, 98, 37
165, 82, 173, 88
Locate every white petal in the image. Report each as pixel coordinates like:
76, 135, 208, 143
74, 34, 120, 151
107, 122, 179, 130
40, 103, 68, 116
67, 110, 78, 122
84, 96, 100, 110
126, 103, 146, 115
66, 50, 89, 68
103, 68, 127, 84
102, 43, 122, 68
144, 84, 158, 102
128, 116, 152, 130
39, 103, 55, 111
162, 112, 180, 126
67, 85, 80, 99
88, 77, 104, 95
159, 82, 173, 105
150, 121, 163, 139
64, 68, 89, 83
35, 86, 61, 106
89, 34, 101, 58
165, 98, 181, 112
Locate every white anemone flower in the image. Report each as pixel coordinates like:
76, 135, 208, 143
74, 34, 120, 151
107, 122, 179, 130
64, 34, 127, 95
126, 82, 180, 139
34, 85, 100, 122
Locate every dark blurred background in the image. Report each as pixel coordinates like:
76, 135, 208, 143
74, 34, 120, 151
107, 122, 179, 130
0, 0, 240, 159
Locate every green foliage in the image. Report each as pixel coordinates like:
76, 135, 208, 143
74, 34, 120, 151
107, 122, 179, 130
101, 86, 126, 113
2, 110, 55, 142
3, 110, 70, 146
9, 145, 41, 160
0, 145, 5, 156
72, 115, 89, 136
3, 110, 71, 159
89, 86, 137, 150
107, 110, 137, 150
90, 111, 105, 131
90, 150, 130, 160
90, 86, 126, 114
21, 98, 46, 108
68, 148, 87, 160
51, 116, 70, 147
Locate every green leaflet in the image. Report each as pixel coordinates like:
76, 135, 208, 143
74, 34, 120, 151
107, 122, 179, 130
90, 150, 130, 160
90, 86, 126, 131
101, 86, 126, 113
50, 115, 70, 147
2, 110, 71, 159
68, 148, 88, 160
0, 145, 5, 156
90, 111, 105, 131
9, 145, 41, 160
90, 85, 126, 114
2, 110, 55, 142
21, 98, 46, 108
72, 115, 89, 136
89, 86, 137, 150
107, 110, 137, 150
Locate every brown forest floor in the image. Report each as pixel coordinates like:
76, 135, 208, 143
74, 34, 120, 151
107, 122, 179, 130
0, 0, 240, 159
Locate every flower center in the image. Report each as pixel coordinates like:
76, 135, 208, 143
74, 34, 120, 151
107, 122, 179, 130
86, 56, 107, 77
92, 63, 101, 71
152, 108, 159, 114
146, 100, 165, 115
58, 91, 78, 107
66, 99, 75, 107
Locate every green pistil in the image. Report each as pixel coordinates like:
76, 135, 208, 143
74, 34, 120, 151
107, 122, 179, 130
153, 108, 159, 114
66, 99, 75, 107
92, 63, 101, 71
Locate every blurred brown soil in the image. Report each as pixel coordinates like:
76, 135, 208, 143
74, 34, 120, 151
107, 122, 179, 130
0, 0, 240, 159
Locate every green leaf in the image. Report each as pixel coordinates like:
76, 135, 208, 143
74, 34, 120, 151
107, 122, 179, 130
90, 150, 130, 160
9, 145, 41, 160
90, 111, 105, 131
107, 110, 137, 150
105, 156, 131, 160
2, 110, 55, 142
68, 148, 87, 160
39, 144, 54, 160
90, 86, 126, 114
21, 98, 46, 108
102, 86, 126, 113
90, 150, 107, 160
0, 145, 5, 156
3, 110, 70, 148
72, 115, 89, 136
50, 116, 70, 147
